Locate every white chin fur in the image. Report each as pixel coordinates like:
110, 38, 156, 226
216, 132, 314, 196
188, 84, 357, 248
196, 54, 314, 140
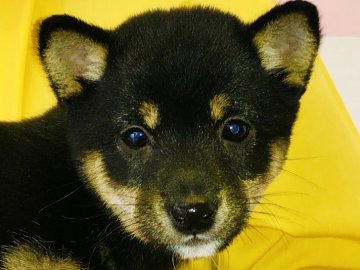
173, 240, 221, 259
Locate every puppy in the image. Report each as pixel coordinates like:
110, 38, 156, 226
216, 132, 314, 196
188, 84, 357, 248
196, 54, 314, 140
0, 1, 320, 269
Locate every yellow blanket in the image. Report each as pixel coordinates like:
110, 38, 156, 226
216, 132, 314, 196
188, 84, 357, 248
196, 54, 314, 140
1, 0, 360, 269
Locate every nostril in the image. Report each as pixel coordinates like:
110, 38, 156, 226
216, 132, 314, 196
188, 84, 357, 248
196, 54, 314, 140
201, 211, 213, 220
171, 207, 187, 223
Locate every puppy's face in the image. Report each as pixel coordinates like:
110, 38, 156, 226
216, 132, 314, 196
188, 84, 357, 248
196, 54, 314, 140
39, 2, 320, 259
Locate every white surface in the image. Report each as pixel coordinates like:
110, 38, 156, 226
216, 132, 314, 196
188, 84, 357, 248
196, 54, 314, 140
319, 37, 360, 131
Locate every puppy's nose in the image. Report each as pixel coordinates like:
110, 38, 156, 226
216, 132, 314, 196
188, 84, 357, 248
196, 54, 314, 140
168, 203, 216, 235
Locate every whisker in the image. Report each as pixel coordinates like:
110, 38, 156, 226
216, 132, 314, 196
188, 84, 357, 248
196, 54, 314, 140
259, 203, 282, 230
88, 221, 117, 268
254, 203, 291, 247
285, 155, 322, 161
209, 254, 219, 270
171, 252, 177, 270
248, 200, 307, 219
60, 213, 107, 221
254, 191, 307, 199
245, 223, 268, 240
279, 167, 321, 188
225, 247, 230, 270
249, 210, 294, 223
249, 207, 306, 228
38, 186, 82, 213
45, 180, 81, 191
258, 197, 308, 219
241, 227, 253, 243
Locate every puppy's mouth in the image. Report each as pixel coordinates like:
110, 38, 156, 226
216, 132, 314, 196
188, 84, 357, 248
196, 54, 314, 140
139, 191, 248, 259
155, 204, 234, 259
172, 235, 222, 259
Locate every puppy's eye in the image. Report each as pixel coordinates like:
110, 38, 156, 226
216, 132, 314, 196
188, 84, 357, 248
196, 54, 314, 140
222, 120, 249, 142
122, 128, 149, 149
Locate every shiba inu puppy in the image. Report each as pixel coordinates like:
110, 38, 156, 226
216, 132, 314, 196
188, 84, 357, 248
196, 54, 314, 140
0, 1, 320, 269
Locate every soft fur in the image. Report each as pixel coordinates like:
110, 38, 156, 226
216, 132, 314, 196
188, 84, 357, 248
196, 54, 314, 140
0, 1, 320, 269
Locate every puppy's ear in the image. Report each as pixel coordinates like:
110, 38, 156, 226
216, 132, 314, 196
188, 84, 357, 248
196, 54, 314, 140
38, 15, 110, 101
249, 1, 320, 91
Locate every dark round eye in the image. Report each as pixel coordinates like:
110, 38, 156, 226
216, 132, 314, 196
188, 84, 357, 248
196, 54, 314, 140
122, 127, 149, 149
222, 120, 249, 142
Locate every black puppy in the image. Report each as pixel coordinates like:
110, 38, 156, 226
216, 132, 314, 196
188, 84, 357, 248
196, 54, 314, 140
0, 1, 320, 269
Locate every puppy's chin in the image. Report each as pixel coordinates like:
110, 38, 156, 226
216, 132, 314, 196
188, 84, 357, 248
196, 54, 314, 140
172, 237, 222, 259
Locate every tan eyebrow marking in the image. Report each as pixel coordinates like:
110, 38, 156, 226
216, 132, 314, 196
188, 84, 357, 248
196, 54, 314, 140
138, 101, 160, 129
209, 94, 231, 121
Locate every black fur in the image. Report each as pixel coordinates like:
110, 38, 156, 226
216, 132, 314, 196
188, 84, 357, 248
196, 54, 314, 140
0, 2, 320, 269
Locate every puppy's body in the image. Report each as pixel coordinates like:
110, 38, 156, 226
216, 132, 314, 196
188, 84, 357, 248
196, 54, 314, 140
0, 2, 320, 269
0, 108, 175, 269
0, 108, 176, 269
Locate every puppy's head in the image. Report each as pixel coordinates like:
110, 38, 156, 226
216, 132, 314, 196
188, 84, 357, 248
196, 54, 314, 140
39, 1, 320, 259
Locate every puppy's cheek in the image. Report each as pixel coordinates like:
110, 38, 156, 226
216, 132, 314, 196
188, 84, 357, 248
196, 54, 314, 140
267, 139, 289, 179
242, 177, 269, 210
79, 151, 147, 242
137, 192, 182, 245
207, 188, 248, 244
243, 139, 289, 209
210, 190, 233, 236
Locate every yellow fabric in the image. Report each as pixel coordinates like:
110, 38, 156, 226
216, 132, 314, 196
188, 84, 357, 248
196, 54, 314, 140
1, 0, 359, 269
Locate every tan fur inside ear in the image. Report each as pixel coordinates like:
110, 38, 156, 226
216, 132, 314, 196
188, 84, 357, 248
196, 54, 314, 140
253, 13, 317, 86
43, 30, 108, 99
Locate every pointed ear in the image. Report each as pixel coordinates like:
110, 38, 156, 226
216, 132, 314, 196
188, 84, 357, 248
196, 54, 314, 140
249, 1, 320, 89
38, 15, 110, 101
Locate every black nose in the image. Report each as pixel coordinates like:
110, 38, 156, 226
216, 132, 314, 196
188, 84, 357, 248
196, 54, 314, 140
168, 203, 216, 235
